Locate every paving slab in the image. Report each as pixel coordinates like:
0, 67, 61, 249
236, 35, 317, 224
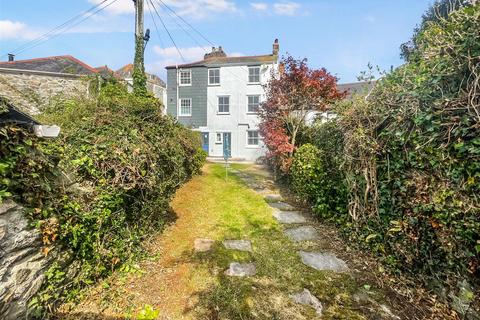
273, 211, 306, 224
264, 194, 283, 203
223, 240, 252, 252
269, 201, 296, 211
290, 288, 323, 315
194, 238, 215, 252
285, 226, 319, 242
299, 251, 349, 272
224, 262, 256, 277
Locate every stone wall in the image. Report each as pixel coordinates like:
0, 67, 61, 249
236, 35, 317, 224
0, 68, 92, 115
0, 201, 52, 319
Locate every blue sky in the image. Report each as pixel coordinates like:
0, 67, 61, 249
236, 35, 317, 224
0, 0, 432, 82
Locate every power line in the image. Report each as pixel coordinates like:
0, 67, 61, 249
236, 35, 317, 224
2, 0, 112, 58
15, 0, 120, 56
147, 0, 185, 62
156, 0, 214, 46
145, 0, 165, 49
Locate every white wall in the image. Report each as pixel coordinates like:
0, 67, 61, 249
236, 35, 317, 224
203, 63, 276, 161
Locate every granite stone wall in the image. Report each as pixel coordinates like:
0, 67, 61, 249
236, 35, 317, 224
0, 68, 92, 115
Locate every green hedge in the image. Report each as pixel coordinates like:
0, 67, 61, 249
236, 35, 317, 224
288, 4, 479, 312
0, 82, 206, 314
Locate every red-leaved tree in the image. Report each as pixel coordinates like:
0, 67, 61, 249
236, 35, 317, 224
259, 55, 346, 172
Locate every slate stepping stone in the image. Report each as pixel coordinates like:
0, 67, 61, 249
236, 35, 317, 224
194, 238, 215, 252
285, 226, 319, 242
223, 240, 252, 252
299, 251, 349, 272
269, 201, 295, 211
225, 262, 256, 277
273, 211, 306, 224
290, 288, 323, 315
264, 194, 283, 203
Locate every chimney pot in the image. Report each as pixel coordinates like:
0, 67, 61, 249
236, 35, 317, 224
272, 39, 279, 57
7, 53, 14, 62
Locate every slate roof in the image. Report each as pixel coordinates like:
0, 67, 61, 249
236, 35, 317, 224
165, 54, 278, 69
0, 98, 39, 127
95, 65, 118, 79
0, 55, 98, 75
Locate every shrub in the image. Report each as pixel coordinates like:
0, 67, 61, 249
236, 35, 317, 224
290, 121, 347, 219
0, 82, 206, 313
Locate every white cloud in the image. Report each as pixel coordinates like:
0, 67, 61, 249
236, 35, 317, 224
0, 20, 39, 40
250, 2, 268, 11
273, 1, 300, 16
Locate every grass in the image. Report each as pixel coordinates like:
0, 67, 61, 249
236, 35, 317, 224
59, 163, 383, 319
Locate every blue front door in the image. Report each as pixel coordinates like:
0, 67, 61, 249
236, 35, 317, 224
223, 132, 231, 159
201, 132, 209, 153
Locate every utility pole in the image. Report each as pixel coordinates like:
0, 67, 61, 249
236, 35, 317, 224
133, 0, 147, 95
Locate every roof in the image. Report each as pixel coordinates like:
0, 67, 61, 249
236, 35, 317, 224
0, 55, 98, 75
165, 54, 278, 69
116, 64, 166, 87
0, 98, 39, 127
95, 65, 117, 78
337, 81, 376, 97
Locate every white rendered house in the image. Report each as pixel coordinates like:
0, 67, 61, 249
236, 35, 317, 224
166, 40, 279, 162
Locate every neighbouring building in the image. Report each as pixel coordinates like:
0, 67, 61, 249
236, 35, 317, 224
0, 55, 99, 114
116, 64, 167, 104
166, 39, 280, 162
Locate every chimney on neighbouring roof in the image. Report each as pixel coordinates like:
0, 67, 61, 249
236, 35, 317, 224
204, 46, 227, 60
7, 54, 14, 62
273, 39, 279, 56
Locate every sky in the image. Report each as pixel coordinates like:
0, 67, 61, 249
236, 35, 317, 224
0, 0, 433, 83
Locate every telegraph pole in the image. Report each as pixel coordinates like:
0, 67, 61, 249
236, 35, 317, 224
133, 0, 147, 95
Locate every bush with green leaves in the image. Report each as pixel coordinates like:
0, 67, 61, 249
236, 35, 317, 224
290, 121, 347, 219
0, 82, 206, 314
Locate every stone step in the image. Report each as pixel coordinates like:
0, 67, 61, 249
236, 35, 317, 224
299, 251, 349, 272
273, 211, 306, 224
264, 194, 283, 203
223, 240, 252, 252
285, 226, 319, 242
268, 202, 296, 211
194, 238, 215, 252
225, 262, 256, 277
290, 288, 323, 316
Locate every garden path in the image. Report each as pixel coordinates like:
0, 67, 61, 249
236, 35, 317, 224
58, 163, 436, 319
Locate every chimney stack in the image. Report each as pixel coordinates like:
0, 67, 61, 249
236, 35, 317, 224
7, 54, 14, 62
204, 46, 227, 60
273, 39, 279, 56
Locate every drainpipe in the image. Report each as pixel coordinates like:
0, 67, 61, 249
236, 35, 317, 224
176, 64, 179, 120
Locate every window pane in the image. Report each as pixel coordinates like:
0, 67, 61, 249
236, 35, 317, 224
249, 67, 260, 83
180, 99, 191, 115
218, 96, 229, 113
209, 69, 220, 84
180, 70, 191, 85
247, 131, 259, 145
248, 95, 260, 113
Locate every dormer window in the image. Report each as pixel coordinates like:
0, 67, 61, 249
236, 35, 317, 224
179, 70, 191, 86
248, 66, 260, 83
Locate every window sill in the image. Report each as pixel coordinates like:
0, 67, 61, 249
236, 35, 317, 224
247, 82, 261, 85
208, 83, 220, 86
217, 112, 230, 115
246, 145, 260, 149
246, 112, 259, 115
179, 84, 192, 87
178, 115, 192, 117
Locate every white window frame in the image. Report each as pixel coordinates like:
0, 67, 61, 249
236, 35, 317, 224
246, 130, 260, 147
247, 95, 261, 114
208, 68, 220, 85
248, 66, 260, 84
179, 69, 191, 86
217, 95, 230, 114
215, 132, 223, 144
179, 98, 192, 116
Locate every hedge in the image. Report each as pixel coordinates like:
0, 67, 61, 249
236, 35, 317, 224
0, 82, 206, 315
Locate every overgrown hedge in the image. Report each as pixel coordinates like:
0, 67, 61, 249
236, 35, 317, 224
0, 82, 206, 315
289, 4, 479, 313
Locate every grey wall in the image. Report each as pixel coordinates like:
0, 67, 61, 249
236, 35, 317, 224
166, 67, 207, 128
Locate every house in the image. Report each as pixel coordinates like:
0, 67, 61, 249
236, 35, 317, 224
165, 39, 280, 162
116, 64, 167, 103
0, 55, 99, 114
